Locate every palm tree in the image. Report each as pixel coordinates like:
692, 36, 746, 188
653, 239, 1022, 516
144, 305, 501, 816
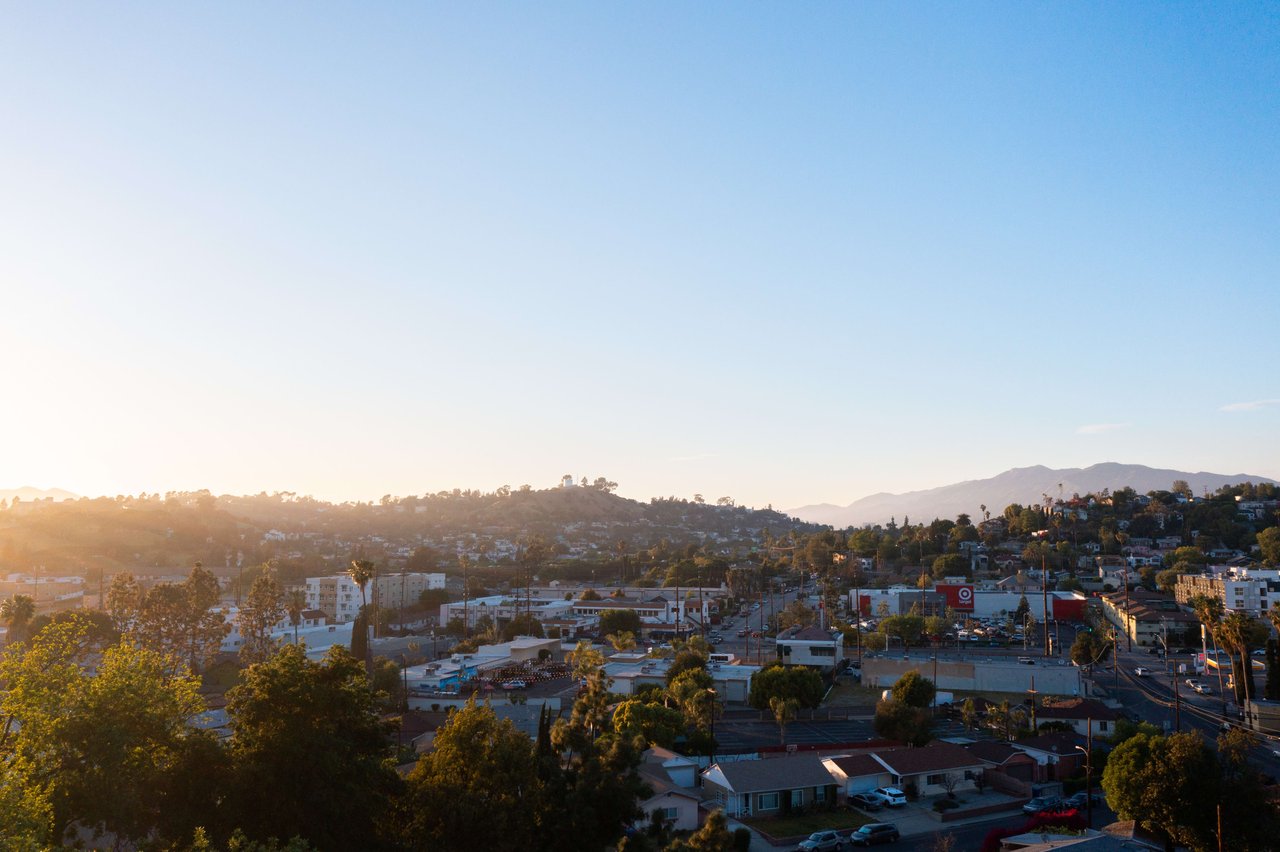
606, 630, 636, 652
770, 696, 798, 747
286, 589, 307, 646
0, 594, 35, 645
1219, 611, 1260, 703
348, 560, 376, 677
1190, 594, 1228, 702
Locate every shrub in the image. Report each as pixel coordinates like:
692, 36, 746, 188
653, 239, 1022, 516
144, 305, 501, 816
732, 827, 752, 851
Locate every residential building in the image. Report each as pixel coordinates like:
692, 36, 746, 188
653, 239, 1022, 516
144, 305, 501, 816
306, 572, 445, 623
636, 748, 701, 832
1175, 568, 1280, 617
1034, 698, 1119, 738
821, 753, 892, 799
869, 742, 987, 798
701, 753, 838, 818
1099, 589, 1197, 647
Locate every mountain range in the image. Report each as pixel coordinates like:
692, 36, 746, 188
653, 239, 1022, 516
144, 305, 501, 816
0, 486, 78, 503
787, 463, 1279, 527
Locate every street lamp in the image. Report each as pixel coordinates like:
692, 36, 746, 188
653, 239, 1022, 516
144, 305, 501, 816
1073, 742, 1093, 829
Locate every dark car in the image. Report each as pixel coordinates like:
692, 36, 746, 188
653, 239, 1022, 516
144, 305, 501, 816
848, 792, 884, 811
1023, 795, 1063, 814
848, 823, 899, 846
1064, 791, 1102, 809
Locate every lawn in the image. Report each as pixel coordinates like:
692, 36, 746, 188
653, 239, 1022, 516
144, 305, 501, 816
743, 808, 871, 838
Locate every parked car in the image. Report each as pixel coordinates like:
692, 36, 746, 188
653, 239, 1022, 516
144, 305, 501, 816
1023, 795, 1063, 814
1194, 683, 1214, 694
1064, 791, 1101, 809
1134, 667, 1152, 676
848, 792, 884, 811
1017, 657, 1035, 665
873, 786, 907, 807
796, 830, 845, 851
848, 823, 900, 846
500, 680, 527, 690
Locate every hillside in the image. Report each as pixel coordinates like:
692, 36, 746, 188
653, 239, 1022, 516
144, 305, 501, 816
789, 462, 1279, 527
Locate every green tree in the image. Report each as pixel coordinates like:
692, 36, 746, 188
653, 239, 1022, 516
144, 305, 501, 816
347, 560, 376, 677
238, 571, 286, 664
931, 553, 967, 580
599, 608, 642, 637
879, 614, 925, 652
225, 644, 399, 850
285, 588, 307, 646
0, 767, 52, 852
769, 696, 799, 747
873, 698, 932, 747
776, 599, 816, 630
1258, 527, 1280, 566
612, 699, 685, 748
890, 670, 936, 708
747, 664, 825, 710
1101, 732, 1220, 850
0, 595, 36, 645
397, 700, 540, 852
106, 571, 144, 633
0, 614, 206, 846
127, 564, 228, 673
664, 809, 735, 852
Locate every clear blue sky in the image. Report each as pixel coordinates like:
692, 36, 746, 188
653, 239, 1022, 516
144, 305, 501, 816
2, 3, 1277, 510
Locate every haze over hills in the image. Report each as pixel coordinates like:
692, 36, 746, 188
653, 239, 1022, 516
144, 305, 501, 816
788, 463, 1280, 528
0, 486, 78, 503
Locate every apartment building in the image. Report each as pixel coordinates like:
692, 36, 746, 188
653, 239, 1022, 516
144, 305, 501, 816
1174, 568, 1280, 617
305, 572, 445, 623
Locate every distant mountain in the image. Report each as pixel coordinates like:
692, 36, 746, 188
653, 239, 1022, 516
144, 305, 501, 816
788, 463, 1279, 527
0, 486, 77, 503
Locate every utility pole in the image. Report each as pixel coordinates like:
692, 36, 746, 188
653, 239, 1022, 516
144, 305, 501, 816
1041, 553, 1051, 657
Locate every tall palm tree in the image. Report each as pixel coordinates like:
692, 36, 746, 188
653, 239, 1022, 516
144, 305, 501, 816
0, 594, 35, 645
1190, 594, 1228, 703
1219, 611, 1260, 703
348, 560, 376, 677
286, 589, 307, 646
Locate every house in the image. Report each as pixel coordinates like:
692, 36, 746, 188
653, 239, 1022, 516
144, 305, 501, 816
821, 753, 893, 799
869, 741, 988, 797
701, 753, 838, 818
1011, 732, 1088, 780
636, 748, 701, 832
775, 625, 844, 672
963, 740, 1041, 785
1035, 698, 1119, 738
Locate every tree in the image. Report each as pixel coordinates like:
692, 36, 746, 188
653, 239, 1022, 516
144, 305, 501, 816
347, 560, 376, 678
1070, 631, 1111, 671
960, 698, 977, 731
599, 608, 642, 637
1101, 732, 1220, 850
1154, 569, 1181, 594
747, 664, 825, 710
0, 613, 206, 846
777, 599, 817, 630
238, 571, 286, 664
873, 699, 932, 747
664, 809, 735, 852
606, 630, 637, 652
890, 670, 936, 709
1259, 526, 1280, 566
932, 553, 968, 580
397, 700, 539, 852
879, 614, 925, 652
106, 572, 144, 633
769, 697, 798, 747
0, 595, 35, 645
286, 588, 307, 645
501, 613, 545, 641
226, 644, 399, 850
126, 564, 228, 673
612, 699, 685, 748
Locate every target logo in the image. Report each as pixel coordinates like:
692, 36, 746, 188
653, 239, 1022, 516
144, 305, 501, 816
957, 586, 974, 604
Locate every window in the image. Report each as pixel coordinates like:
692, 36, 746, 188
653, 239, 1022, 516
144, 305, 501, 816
758, 792, 780, 811
662, 807, 679, 821
1099, 720, 1108, 731
790, 789, 804, 808
926, 774, 945, 786
815, 786, 827, 803
811, 646, 835, 657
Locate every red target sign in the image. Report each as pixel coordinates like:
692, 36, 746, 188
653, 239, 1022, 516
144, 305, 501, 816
939, 583, 975, 612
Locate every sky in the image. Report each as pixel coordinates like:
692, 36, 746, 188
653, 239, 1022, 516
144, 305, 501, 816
2, 3, 1278, 510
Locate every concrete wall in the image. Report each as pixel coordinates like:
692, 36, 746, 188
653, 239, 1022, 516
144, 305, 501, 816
863, 655, 1083, 696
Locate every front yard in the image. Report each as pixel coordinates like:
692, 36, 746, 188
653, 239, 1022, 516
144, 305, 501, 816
742, 808, 871, 838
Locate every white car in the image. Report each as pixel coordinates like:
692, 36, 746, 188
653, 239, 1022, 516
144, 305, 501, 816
873, 786, 907, 807
1134, 667, 1152, 677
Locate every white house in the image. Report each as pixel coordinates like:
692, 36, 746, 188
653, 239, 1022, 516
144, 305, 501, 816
775, 625, 843, 672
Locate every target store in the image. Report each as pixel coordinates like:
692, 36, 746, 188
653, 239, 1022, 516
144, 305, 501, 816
851, 582, 1086, 622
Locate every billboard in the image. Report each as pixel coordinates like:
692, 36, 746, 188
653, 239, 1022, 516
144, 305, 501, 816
937, 583, 975, 612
